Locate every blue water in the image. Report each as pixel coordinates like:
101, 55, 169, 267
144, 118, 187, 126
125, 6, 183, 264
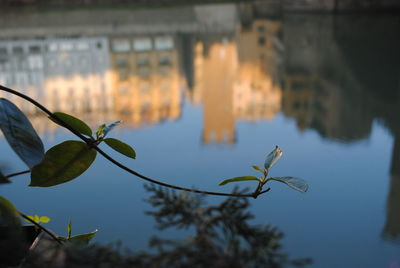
1, 4, 400, 267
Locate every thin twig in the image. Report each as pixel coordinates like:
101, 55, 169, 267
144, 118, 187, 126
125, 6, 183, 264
0, 85, 268, 198
19, 212, 63, 245
5, 169, 30, 178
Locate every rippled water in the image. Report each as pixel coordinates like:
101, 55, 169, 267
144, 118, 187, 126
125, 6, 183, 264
0, 3, 399, 267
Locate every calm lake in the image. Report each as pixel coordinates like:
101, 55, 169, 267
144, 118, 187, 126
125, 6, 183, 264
0, 2, 399, 267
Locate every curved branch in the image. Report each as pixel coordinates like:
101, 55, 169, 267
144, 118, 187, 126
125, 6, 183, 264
0, 85, 268, 198
19, 212, 63, 244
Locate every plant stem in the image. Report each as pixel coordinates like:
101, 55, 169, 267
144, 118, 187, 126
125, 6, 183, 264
19, 212, 63, 245
5, 170, 30, 178
0, 85, 269, 198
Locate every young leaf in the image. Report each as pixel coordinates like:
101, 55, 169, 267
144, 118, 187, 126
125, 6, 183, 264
103, 121, 121, 136
252, 165, 264, 173
268, 177, 308, 193
0, 98, 45, 168
68, 229, 98, 245
49, 112, 92, 138
104, 138, 136, 159
67, 220, 72, 239
28, 215, 40, 223
96, 124, 106, 137
30, 140, 97, 187
219, 176, 259, 186
264, 146, 283, 170
39, 216, 50, 223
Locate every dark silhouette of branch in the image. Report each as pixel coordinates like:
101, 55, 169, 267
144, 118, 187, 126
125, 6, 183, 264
19, 212, 63, 245
0, 84, 269, 198
5, 170, 30, 179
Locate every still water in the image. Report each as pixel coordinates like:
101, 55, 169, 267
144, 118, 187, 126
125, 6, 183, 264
0, 2, 400, 267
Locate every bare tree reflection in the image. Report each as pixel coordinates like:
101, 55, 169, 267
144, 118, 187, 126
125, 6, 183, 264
21, 185, 311, 267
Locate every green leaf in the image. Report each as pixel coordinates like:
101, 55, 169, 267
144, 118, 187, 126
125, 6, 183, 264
67, 220, 72, 239
219, 176, 259, 186
264, 146, 283, 170
104, 138, 136, 159
0, 197, 20, 227
50, 112, 92, 137
0, 196, 18, 215
30, 140, 97, 187
268, 177, 308, 193
252, 165, 264, 173
0, 98, 45, 168
96, 124, 106, 137
26, 215, 40, 223
103, 121, 121, 136
69, 229, 98, 245
39, 216, 50, 223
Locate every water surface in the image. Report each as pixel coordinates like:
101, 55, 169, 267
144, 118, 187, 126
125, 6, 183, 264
0, 4, 399, 267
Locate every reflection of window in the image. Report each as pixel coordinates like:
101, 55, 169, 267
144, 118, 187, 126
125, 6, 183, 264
133, 38, 152, 52
12, 46, 24, 54
158, 55, 171, 66
155, 36, 174, 50
0, 47, 7, 55
29, 45, 41, 54
137, 55, 149, 66
116, 58, 129, 68
138, 68, 149, 78
112, 40, 130, 52
258, 36, 266, 46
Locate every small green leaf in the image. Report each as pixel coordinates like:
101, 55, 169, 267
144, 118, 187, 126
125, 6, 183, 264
67, 220, 72, 239
69, 229, 98, 245
103, 121, 122, 136
50, 112, 92, 137
30, 140, 97, 187
219, 176, 260, 186
0, 98, 45, 168
39, 216, 50, 223
268, 176, 308, 193
33, 215, 39, 223
264, 146, 283, 170
96, 124, 106, 137
104, 138, 136, 159
252, 165, 264, 173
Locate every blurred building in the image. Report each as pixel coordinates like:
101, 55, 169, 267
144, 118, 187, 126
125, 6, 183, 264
0, 37, 113, 134
191, 18, 283, 145
109, 35, 183, 128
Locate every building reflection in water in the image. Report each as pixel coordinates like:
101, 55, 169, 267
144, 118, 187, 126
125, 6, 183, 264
0, 3, 399, 242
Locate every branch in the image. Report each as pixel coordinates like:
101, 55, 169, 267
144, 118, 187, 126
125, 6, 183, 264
0, 85, 269, 198
19, 212, 63, 245
5, 170, 30, 179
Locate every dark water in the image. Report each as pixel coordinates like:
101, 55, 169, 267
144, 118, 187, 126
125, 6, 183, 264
0, 3, 399, 267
